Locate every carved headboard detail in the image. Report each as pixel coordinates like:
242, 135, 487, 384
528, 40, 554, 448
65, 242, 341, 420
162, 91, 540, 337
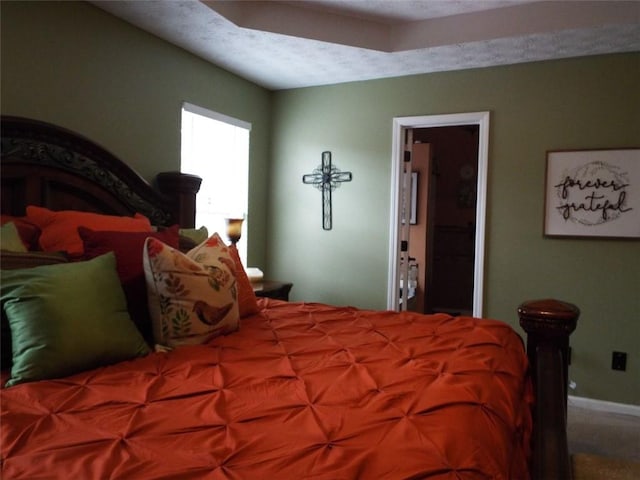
1, 116, 201, 227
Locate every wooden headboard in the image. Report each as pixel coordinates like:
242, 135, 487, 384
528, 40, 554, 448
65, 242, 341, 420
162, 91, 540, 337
1, 116, 201, 227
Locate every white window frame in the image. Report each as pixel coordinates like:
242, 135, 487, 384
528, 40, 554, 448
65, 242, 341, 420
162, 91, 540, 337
181, 102, 251, 264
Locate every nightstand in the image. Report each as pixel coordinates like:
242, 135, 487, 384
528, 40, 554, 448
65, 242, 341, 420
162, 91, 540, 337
253, 281, 293, 301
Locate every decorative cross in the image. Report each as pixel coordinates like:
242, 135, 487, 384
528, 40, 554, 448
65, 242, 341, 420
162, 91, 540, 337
302, 151, 352, 230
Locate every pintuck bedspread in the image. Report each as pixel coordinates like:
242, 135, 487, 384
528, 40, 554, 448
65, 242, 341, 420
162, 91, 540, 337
1, 299, 533, 480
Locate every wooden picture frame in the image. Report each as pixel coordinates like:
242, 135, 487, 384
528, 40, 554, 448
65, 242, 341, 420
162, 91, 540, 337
401, 172, 418, 225
544, 148, 640, 238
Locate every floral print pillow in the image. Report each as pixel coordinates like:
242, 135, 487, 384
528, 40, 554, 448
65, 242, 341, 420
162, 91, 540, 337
143, 233, 240, 347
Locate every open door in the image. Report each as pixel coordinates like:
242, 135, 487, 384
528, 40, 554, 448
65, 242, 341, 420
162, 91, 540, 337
407, 142, 436, 313
397, 129, 413, 311
388, 112, 490, 317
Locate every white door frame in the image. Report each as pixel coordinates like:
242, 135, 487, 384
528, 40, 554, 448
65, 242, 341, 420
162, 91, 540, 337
387, 111, 490, 316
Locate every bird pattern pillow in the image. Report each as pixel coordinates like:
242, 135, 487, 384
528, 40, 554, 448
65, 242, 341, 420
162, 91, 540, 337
142, 233, 240, 348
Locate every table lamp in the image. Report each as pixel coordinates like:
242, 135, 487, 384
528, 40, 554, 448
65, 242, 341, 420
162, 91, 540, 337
225, 217, 244, 246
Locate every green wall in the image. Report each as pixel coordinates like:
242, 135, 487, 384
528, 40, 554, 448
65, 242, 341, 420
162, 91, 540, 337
2, 1, 638, 405
0, 0, 272, 268
269, 54, 640, 405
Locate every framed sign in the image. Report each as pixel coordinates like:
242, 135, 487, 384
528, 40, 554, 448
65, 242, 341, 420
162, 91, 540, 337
544, 149, 640, 238
401, 172, 418, 225
410, 172, 418, 225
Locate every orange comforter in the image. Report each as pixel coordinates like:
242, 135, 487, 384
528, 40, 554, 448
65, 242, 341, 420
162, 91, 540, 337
1, 300, 532, 479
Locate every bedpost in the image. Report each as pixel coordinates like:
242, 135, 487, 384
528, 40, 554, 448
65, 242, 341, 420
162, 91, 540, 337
518, 299, 579, 402
518, 299, 579, 480
156, 172, 202, 228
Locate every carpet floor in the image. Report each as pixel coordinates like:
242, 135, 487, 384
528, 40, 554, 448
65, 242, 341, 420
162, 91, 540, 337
572, 453, 640, 480
568, 402, 640, 479
567, 404, 640, 461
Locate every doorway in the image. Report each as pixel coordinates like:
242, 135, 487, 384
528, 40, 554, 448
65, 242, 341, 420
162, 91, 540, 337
387, 112, 490, 317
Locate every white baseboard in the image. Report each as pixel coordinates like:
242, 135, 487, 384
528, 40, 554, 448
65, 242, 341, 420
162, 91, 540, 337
568, 395, 640, 417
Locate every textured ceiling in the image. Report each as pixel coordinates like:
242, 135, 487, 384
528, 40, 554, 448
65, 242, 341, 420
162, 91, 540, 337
92, 0, 640, 90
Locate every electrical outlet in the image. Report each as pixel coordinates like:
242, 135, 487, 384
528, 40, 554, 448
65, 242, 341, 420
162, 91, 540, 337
612, 351, 627, 371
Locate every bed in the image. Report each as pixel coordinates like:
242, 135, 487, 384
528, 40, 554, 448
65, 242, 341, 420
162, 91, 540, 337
1, 116, 578, 480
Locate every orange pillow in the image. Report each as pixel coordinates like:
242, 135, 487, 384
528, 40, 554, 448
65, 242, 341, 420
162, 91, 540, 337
25, 206, 152, 256
228, 245, 260, 318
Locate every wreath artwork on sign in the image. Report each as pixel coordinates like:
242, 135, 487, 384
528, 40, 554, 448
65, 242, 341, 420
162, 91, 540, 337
544, 149, 640, 238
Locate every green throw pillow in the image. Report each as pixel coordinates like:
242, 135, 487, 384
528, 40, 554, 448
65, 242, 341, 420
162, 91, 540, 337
1, 252, 150, 387
0, 222, 28, 252
179, 226, 209, 245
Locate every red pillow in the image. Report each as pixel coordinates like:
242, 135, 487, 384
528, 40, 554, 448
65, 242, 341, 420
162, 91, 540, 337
228, 245, 260, 318
26, 206, 153, 256
1, 214, 41, 251
79, 225, 180, 343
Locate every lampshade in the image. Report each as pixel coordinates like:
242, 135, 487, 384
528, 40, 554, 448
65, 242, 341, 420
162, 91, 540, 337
225, 217, 244, 245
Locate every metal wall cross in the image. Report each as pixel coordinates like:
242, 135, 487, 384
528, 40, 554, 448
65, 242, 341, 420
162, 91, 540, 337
302, 151, 352, 230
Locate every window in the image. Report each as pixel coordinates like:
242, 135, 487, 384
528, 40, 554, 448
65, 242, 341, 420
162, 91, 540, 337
180, 103, 251, 263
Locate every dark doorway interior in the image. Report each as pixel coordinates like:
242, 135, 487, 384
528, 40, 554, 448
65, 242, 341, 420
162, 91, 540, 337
409, 125, 479, 316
